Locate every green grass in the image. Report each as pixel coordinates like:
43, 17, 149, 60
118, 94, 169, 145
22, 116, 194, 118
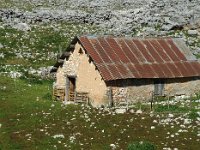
194, 54, 200, 59
0, 22, 101, 76
154, 105, 189, 113
0, 75, 199, 150
129, 96, 199, 114
191, 92, 200, 100
127, 141, 156, 150
188, 111, 199, 120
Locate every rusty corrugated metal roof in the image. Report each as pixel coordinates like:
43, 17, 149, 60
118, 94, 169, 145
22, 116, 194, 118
78, 35, 200, 81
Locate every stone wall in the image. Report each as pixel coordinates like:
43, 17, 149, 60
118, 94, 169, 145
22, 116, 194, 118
55, 43, 81, 89
107, 77, 200, 106
55, 67, 66, 89
107, 79, 154, 105
165, 77, 200, 96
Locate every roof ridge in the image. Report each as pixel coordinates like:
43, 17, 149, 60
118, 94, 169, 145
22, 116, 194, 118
78, 35, 185, 40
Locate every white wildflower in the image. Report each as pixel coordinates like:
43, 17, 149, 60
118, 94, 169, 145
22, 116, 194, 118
69, 135, 76, 143
53, 134, 65, 139
110, 144, 116, 149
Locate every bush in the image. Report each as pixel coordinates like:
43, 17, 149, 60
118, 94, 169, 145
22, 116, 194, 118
127, 141, 156, 150
188, 111, 199, 120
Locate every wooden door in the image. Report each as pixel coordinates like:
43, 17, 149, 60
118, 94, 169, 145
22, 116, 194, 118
154, 79, 164, 96
69, 77, 76, 101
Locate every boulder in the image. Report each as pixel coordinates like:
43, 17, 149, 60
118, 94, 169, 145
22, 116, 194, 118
13, 23, 31, 31
0, 43, 4, 49
188, 30, 199, 35
0, 53, 4, 58
168, 114, 174, 118
136, 109, 142, 114
129, 109, 135, 113
9, 71, 22, 78
115, 108, 126, 114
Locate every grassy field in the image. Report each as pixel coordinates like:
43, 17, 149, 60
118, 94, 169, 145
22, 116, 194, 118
0, 11, 200, 150
0, 21, 103, 80
0, 22, 100, 69
0, 75, 199, 150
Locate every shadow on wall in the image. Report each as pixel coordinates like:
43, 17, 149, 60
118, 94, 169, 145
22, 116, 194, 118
106, 77, 200, 87
106, 78, 152, 87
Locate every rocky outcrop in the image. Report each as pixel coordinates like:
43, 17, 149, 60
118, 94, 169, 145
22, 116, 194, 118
1, 0, 200, 35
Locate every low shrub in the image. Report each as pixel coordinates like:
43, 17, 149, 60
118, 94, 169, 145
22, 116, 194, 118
127, 141, 156, 150
188, 111, 199, 120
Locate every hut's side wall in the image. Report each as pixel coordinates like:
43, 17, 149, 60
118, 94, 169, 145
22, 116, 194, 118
108, 77, 200, 105
53, 67, 66, 101
107, 79, 154, 104
62, 42, 108, 106
165, 77, 200, 96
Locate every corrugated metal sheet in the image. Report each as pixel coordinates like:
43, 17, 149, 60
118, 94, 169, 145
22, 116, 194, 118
79, 36, 200, 81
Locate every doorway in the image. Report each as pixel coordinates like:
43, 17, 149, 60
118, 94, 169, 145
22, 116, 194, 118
68, 77, 76, 101
154, 79, 165, 96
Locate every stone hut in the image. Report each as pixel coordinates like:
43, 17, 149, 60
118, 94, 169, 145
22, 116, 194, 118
51, 35, 200, 107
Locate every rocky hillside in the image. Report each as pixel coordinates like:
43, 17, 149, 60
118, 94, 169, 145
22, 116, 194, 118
1, 0, 200, 33
1, 0, 200, 78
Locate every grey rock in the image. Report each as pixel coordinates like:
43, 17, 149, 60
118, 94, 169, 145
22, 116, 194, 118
13, 22, 31, 31
183, 119, 192, 124
9, 71, 22, 78
0, 53, 4, 58
195, 48, 200, 53
0, 43, 4, 49
38, 66, 53, 78
129, 109, 135, 113
115, 108, 126, 114
193, 47, 200, 55
164, 17, 175, 25
136, 109, 142, 114
188, 30, 199, 35
161, 24, 175, 31
161, 23, 183, 31
16, 53, 23, 58
144, 27, 156, 33
28, 66, 53, 78
28, 67, 37, 75
0, 26, 4, 29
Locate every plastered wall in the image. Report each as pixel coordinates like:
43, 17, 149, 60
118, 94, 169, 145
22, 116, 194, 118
56, 42, 108, 106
